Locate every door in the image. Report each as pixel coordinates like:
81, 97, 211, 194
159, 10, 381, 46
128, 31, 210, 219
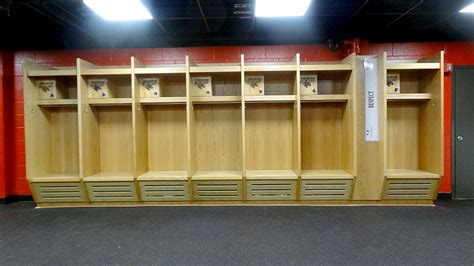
454, 66, 474, 199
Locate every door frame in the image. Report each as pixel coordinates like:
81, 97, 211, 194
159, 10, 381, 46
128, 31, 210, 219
452, 66, 474, 199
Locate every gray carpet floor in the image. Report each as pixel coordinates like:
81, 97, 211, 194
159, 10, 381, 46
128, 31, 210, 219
0, 200, 473, 265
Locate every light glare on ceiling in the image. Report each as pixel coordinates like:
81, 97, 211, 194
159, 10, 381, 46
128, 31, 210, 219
255, 0, 311, 17
460, 3, 474, 13
83, 0, 153, 21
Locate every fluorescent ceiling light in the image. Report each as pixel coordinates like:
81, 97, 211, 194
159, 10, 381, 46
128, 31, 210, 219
460, 3, 474, 13
84, 0, 153, 21
255, 0, 311, 17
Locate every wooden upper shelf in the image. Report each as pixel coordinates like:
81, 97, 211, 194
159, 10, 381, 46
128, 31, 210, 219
28, 69, 76, 77
134, 67, 187, 74
300, 64, 352, 71
386, 93, 432, 101
387, 63, 440, 70
36, 99, 78, 107
301, 94, 350, 102
245, 65, 296, 72
245, 95, 296, 103
190, 65, 240, 73
88, 98, 132, 106
81, 68, 132, 76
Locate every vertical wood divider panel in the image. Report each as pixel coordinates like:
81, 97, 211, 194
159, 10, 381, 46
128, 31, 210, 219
185, 56, 195, 198
352, 54, 385, 200
24, 62, 53, 181
241, 54, 247, 200
294, 54, 302, 200
418, 52, 444, 176
131, 57, 148, 178
77, 59, 100, 181
341, 53, 357, 176
131, 57, 146, 201
24, 62, 53, 203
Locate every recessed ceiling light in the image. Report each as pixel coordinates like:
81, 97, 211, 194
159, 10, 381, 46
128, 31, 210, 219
460, 3, 474, 13
255, 0, 311, 17
84, 0, 153, 21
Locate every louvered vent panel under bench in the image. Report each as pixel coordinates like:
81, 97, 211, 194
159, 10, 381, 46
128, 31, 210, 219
300, 179, 353, 200
31, 182, 87, 203
192, 181, 243, 201
139, 181, 190, 201
246, 180, 297, 200
382, 170, 439, 200
300, 170, 354, 200
85, 182, 138, 202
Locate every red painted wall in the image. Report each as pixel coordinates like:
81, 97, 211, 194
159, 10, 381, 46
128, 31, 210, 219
2, 42, 474, 198
0, 50, 14, 199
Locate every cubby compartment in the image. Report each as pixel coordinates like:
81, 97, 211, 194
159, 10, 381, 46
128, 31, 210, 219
136, 105, 189, 200
246, 103, 296, 171
191, 104, 243, 181
307, 71, 351, 95
137, 73, 186, 100
386, 101, 440, 177
85, 75, 131, 99
145, 105, 188, 171
245, 103, 298, 199
32, 76, 77, 100
386, 69, 438, 95
26, 106, 83, 202
82, 106, 133, 178
300, 102, 355, 199
244, 72, 297, 102
190, 72, 242, 103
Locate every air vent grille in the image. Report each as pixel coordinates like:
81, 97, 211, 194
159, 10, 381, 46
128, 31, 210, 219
247, 180, 297, 200
139, 181, 190, 201
193, 181, 243, 201
300, 179, 353, 200
86, 182, 138, 202
32, 182, 87, 203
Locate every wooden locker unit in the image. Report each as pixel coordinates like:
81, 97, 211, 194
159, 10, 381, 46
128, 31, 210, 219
243, 54, 299, 201
23, 51, 444, 207
23, 62, 85, 203
381, 52, 444, 200
187, 58, 244, 201
132, 57, 191, 201
299, 54, 357, 200
77, 59, 136, 202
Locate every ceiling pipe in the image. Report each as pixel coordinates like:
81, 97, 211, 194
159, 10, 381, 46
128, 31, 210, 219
351, 0, 368, 18
196, 0, 210, 33
385, 0, 423, 28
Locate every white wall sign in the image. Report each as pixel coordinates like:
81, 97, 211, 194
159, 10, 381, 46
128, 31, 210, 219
364, 57, 379, 142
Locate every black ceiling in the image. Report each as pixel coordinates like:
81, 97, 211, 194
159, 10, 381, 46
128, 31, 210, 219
1, 0, 473, 50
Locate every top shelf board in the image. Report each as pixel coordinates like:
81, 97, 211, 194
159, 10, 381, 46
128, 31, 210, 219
28, 69, 76, 77
300, 64, 352, 72
134, 67, 187, 74
190, 65, 241, 73
81, 68, 132, 76
244, 65, 296, 72
387, 63, 440, 70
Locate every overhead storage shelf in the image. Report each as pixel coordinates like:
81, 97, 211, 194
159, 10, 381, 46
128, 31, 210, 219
28, 69, 76, 77
386, 62, 440, 70
36, 99, 78, 107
